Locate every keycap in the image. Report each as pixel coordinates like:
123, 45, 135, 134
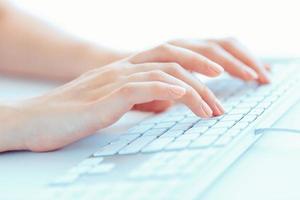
141, 138, 174, 153
127, 124, 153, 134
204, 128, 228, 136
93, 141, 129, 156
164, 140, 191, 150
193, 120, 218, 127
189, 135, 219, 148
168, 123, 192, 131
160, 130, 184, 138
229, 107, 251, 115
221, 114, 244, 122
241, 115, 257, 123
213, 136, 233, 147
78, 157, 104, 167
184, 126, 208, 134
248, 108, 265, 116
212, 121, 236, 128
119, 136, 156, 155
256, 101, 272, 109
235, 102, 258, 109
226, 129, 241, 137
154, 122, 176, 129
176, 133, 199, 141
231, 122, 249, 130
143, 128, 168, 136
180, 117, 200, 124
87, 163, 115, 174
111, 134, 140, 143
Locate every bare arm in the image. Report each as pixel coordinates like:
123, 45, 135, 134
0, 2, 128, 81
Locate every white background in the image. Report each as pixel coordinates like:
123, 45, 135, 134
10, 0, 300, 57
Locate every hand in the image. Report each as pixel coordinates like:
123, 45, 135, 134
10, 44, 225, 152
134, 37, 271, 113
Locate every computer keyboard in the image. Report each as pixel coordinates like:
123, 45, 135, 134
43, 59, 300, 200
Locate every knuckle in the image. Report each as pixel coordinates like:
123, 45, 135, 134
151, 82, 164, 92
118, 83, 134, 96
221, 37, 237, 46
148, 70, 165, 81
166, 63, 183, 75
101, 67, 121, 81
184, 86, 197, 98
203, 43, 220, 53
156, 43, 173, 53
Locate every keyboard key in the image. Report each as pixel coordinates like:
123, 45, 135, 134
141, 138, 174, 153
112, 134, 140, 143
94, 141, 129, 156
227, 129, 242, 137
154, 122, 176, 129
241, 115, 257, 123
221, 114, 244, 122
185, 126, 208, 134
160, 130, 184, 138
143, 128, 168, 136
213, 136, 233, 147
169, 123, 192, 131
194, 120, 218, 127
119, 136, 156, 155
87, 163, 115, 174
212, 121, 236, 128
127, 124, 153, 134
248, 108, 265, 116
78, 157, 104, 167
176, 133, 199, 141
231, 122, 249, 130
164, 140, 191, 150
180, 117, 200, 124
189, 135, 219, 148
229, 107, 251, 115
204, 128, 228, 136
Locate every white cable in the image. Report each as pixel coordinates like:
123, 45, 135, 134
255, 128, 300, 135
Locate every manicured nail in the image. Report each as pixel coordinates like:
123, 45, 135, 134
244, 67, 258, 79
169, 86, 186, 97
215, 99, 225, 115
201, 103, 213, 117
210, 63, 224, 75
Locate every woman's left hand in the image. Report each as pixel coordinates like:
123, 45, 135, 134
133, 37, 271, 113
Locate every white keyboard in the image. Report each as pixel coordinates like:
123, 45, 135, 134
43, 59, 300, 200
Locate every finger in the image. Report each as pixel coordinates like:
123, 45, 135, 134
215, 38, 271, 84
126, 63, 224, 116
97, 71, 214, 117
196, 43, 259, 81
94, 82, 187, 127
128, 44, 224, 77
133, 100, 173, 113
264, 63, 271, 71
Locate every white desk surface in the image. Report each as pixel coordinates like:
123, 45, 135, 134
0, 76, 300, 200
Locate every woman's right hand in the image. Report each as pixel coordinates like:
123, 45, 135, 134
4, 44, 225, 152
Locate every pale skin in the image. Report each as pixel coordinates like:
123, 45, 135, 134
0, 2, 271, 152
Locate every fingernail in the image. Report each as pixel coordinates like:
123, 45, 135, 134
210, 63, 224, 75
169, 86, 186, 97
215, 99, 225, 115
201, 103, 213, 118
259, 72, 271, 84
244, 67, 258, 79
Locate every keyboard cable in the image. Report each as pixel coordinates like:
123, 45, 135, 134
255, 128, 300, 135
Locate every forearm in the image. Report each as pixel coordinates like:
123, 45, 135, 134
0, 102, 27, 152
0, 3, 128, 81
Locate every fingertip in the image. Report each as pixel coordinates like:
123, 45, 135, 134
209, 63, 224, 77
244, 67, 258, 80
169, 86, 186, 98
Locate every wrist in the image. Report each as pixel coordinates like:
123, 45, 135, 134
0, 102, 28, 152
